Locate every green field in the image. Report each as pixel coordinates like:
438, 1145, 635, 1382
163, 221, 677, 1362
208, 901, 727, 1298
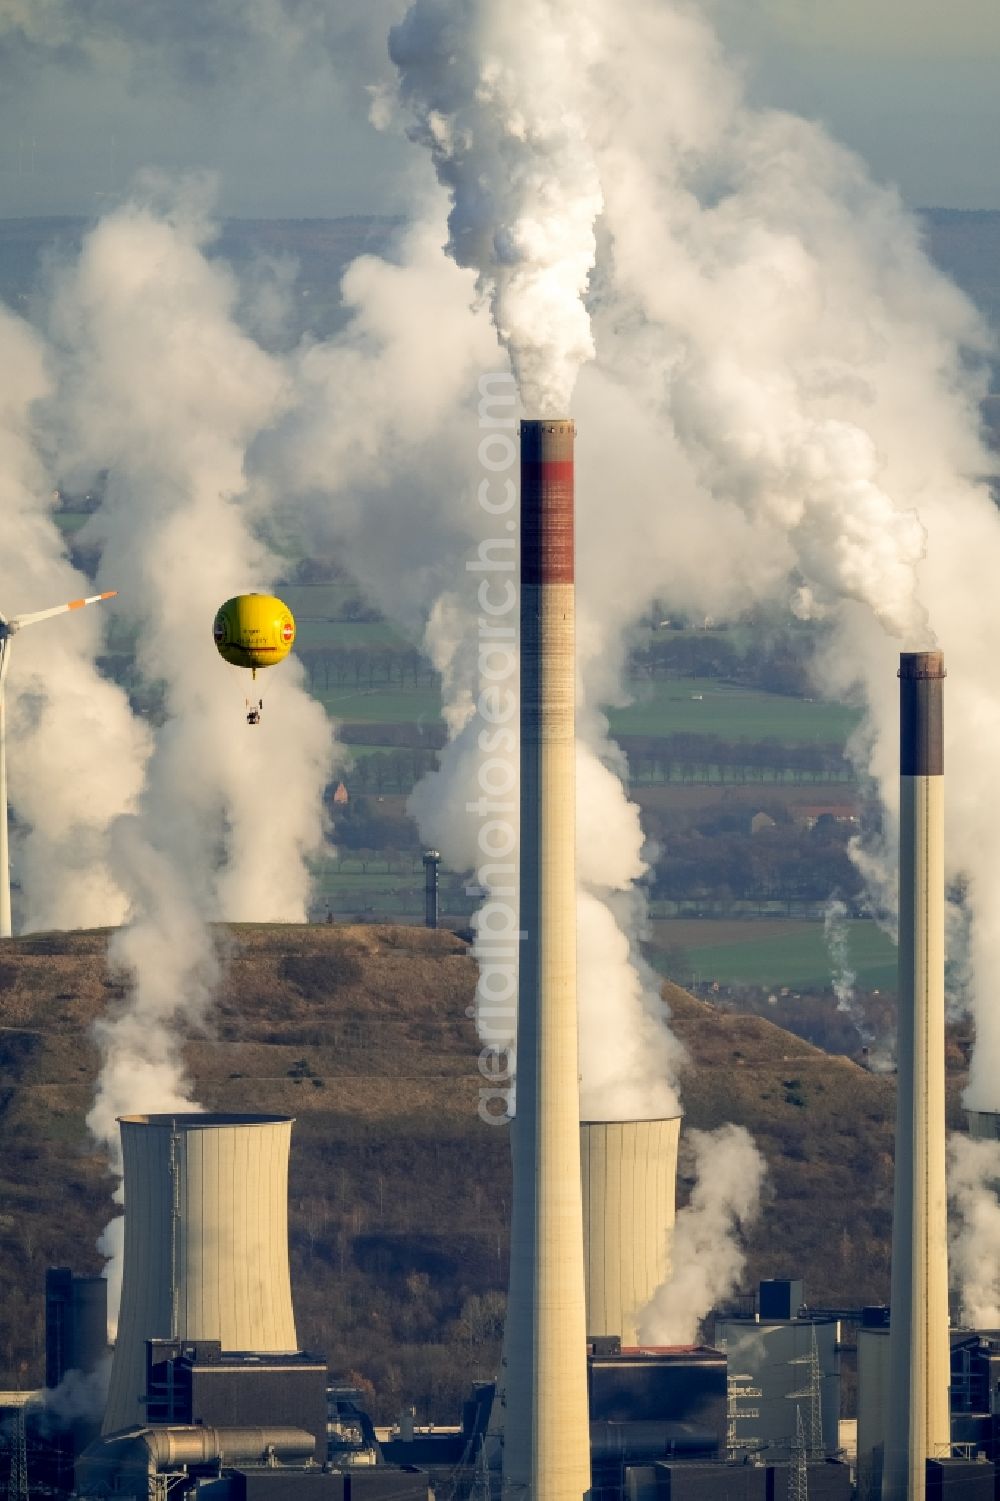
319, 685, 445, 725
52, 510, 91, 537
280, 583, 408, 635
294, 618, 409, 650
339, 743, 411, 759
606, 679, 860, 744
310, 858, 474, 920
647, 916, 896, 990
320, 675, 860, 746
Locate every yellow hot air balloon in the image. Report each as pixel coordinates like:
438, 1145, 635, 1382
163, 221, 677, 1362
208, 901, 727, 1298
213, 593, 296, 724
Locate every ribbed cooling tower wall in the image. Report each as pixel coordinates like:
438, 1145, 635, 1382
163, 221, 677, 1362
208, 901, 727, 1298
103, 1114, 299, 1436
581, 1118, 681, 1346
967, 1111, 1000, 1140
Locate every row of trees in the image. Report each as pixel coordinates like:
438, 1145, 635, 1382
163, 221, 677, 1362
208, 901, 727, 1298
629, 629, 812, 697
333, 738, 852, 800
620, 733, 853, 785
649, 824, 862, 904
341, 746, 439, 795
300, 647, 438, 692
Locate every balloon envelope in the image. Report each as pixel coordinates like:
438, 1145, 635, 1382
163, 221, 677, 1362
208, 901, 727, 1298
213, 594, 295, 673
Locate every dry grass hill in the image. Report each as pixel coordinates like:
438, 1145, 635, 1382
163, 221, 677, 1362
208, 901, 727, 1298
0, 923, 968, 1419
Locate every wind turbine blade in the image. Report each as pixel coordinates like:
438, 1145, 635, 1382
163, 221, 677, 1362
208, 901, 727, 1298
10, 591, 117, 630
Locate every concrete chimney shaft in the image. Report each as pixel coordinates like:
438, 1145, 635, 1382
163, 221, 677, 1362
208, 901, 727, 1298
884, 653, 950, 1501
103, 1114, 299, 1437
501, 420, 591, 1501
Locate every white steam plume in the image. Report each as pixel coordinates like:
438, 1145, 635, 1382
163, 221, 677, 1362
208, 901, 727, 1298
638, 1125, 766, 1345
388, 0, 602, 415
41, 178, 335, 1317
379, 3, 684, 1119
823, 896, 863, 1024
44, 1355, 112, 1427
949, 1133, 1000, 1327
0, 305, 148, 931
377, 0, 1000, 1283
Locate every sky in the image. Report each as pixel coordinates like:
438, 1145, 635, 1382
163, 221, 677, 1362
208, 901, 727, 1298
0, 0, 997, 220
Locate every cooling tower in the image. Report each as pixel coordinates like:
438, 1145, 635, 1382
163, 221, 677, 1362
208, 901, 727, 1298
581, 1118, 681, 1347
884, 653, 950, 1501
103, 1114, 299, 1436
966, 1111, 1000, 1140
502, 420, 592, 1501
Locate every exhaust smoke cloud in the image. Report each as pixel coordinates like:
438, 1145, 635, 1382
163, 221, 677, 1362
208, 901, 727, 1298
388, 0, 602, 416
37, 178, 335, 1321
949, 1133, 1000, 1327
0, 308, 149, 932
378, 0, 1000, 1305
638, 1125, 766, 1345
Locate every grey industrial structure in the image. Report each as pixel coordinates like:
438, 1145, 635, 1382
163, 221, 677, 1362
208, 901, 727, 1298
70, 1112, 431, 1500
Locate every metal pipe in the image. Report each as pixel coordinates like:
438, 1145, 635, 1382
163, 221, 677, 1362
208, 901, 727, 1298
884, 651, 950, 1501
502, 419, 591, 1501
142, 1425, 316, 1472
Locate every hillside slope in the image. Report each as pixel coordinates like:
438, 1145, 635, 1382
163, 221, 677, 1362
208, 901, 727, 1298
0, 925, 919, 1417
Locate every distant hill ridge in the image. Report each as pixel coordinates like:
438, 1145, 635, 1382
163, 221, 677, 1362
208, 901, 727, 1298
0, 921, 943, 1416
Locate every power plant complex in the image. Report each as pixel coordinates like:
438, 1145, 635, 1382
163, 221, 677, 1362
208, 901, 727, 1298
3, 428, 994, 1501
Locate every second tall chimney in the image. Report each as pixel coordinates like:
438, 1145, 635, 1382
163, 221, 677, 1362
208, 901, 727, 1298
884, 652, 950, 1501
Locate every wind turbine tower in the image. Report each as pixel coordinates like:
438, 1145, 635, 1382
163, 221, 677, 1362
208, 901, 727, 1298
0, 590, 117, 937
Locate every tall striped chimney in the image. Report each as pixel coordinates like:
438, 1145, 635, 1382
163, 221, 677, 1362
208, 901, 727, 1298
883, 651, 950, 1501
501, 420, 591, 1501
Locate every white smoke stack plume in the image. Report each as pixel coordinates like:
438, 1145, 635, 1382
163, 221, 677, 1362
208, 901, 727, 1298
637, 1124, 765, 1346
41, 179, 335, 1324
44, 1356, 112, 1428
949, 1132, 1000, 1328
0, 306, 149, 931
381, 3, 686, 1119
388, 0, 602, 415
823, 897, 858, 1015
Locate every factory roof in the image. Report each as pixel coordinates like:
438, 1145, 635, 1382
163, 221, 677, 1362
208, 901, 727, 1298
617, 1345, 722, 1357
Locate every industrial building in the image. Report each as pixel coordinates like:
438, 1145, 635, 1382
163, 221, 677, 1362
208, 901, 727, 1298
70, 1112, 431, 1500
859, 1317, 1000, 1500
716, 1279, 840, 1462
